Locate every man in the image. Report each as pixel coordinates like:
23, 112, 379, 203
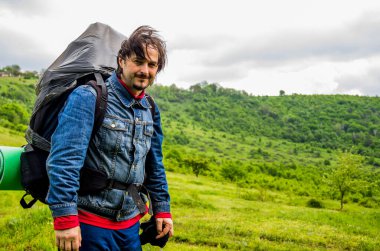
46, 26, 173, 251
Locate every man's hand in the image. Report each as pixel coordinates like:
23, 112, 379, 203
155, 217, 174, 239
55, 226, 81, 251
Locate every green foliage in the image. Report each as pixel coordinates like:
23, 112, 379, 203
0, 76, 36, 133
325, 150, 367, 210
0, 77, 36, 108
1, 64, 21, 76
0, 103, 30, 132
1, 65, 39, 78
23, 70, 39, 79
150, 84, 380, 158
184, 157, 210, 177
1, 77, 379, 209
220, 162, 247, 182
306, 198, 324, 208
0, 103, 29, 124
147, 83, 380, 207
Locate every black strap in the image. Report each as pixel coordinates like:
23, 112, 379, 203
128, 185, 148, 214
20, 193, 38, 209
146, 95, 156, 119
106, 180, 149, 214
87, 73, 108, 138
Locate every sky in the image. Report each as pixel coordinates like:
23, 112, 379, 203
1, 0, 380, 96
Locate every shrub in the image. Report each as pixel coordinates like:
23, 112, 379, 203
359, 198, 379, 208
306, 198, 324, 208
220, 163, 247, 182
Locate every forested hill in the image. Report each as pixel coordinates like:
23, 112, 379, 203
148, 83, 380, 159
1, 77, 380, 159
1, 76, 380, 206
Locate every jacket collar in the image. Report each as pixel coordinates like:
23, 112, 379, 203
108, 72, 151, 109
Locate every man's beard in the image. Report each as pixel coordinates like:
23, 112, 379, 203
132, 83, 148, 91
132, 73, 153, 91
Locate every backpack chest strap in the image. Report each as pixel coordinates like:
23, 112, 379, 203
25, 127, 51, 152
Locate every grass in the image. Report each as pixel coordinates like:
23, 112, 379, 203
1, 172, 379, 250
0, 127, 26, 146
167, 173, 380, 251
0, 125, 379, 250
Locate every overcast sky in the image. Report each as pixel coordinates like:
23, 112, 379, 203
1, 0, 380, 96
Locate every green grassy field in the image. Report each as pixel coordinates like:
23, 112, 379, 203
1, 172, 379, 251
0, 112, 379, 250
1, 127, 380, 250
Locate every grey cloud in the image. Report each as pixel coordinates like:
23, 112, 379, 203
335, 68, 380, 96
178, 65, 246, 84
168, 34, 235, 52
0, 27, 54, 70
204, 13, 380, 67
0, 0, 49, 15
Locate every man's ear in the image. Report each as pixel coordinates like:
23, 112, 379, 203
118, 57, 124, 67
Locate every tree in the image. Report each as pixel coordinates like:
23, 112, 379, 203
220, 162, 247, 182
326, 150, 365, 210
184, 157, 209, 177
279, 90, 285, 96
2, 64, 21, 76
23, 70, 39, 79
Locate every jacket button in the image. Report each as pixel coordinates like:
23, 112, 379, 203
111, 123, 116, 128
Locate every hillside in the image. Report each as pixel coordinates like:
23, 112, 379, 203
2, 76, 379, 158
1, 173, 379, 250
1, 77, 379, 207
0, 127, 379, 250
1, 76, 380, 250
149, 83, 380, 158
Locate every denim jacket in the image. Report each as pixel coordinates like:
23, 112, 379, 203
46, 72, 170, 221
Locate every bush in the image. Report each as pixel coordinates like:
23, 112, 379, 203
359, 198, 379, 208
0, 102, 29, 124
306, 198, 324, 208
220, 163, 247, 182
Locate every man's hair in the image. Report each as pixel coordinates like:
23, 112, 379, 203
116, 25, 167, 75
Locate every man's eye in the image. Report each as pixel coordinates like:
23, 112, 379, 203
149, 63, 158, 68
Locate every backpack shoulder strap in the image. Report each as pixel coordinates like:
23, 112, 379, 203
145, 94, 156, 119
87, 73, 108, 138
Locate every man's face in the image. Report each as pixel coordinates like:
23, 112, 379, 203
118, 46, 159, 95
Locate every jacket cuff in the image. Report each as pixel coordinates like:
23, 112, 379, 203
54, 215, 79, 230
152, 201, 170, 214
49, 203, 78, 218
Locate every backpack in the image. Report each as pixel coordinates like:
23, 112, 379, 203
19, 22, 144, 208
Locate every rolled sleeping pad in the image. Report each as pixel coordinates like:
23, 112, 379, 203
0, 146, 24, 190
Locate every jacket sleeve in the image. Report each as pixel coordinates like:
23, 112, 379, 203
144, 103, 171, 214
46, 85, 96, 218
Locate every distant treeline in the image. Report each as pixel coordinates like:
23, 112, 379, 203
1, 77, 380, 159
0, 64, 39, 79
149, 82, 380, 159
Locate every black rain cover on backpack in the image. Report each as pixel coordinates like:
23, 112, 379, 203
20, 22, 127, 208
31, 22, 126, 138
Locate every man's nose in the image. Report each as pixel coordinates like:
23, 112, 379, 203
139, 63, 149, 75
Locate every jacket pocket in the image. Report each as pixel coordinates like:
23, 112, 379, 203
143, 123, 154, 137
95, 115, 131, 154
